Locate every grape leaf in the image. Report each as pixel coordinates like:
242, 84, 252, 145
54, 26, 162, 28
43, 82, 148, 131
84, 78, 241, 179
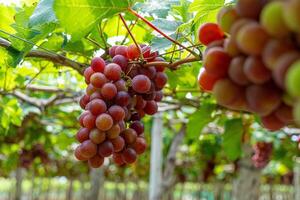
222, 118, 243, 161
186, 103, 215, 139
29, 0, 57, 27
53, 0, 136, 40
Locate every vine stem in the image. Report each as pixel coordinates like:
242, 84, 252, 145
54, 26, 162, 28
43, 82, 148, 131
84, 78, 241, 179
142, 55, 200, 70
119, 14, 144, 60
127, 8, 199, 58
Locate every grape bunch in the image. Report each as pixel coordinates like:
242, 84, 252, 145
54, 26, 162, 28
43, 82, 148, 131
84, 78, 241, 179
252, 142, 273, 168
19, 144, 49, 168
75, 44, 167, 168
197, 0, 300, 131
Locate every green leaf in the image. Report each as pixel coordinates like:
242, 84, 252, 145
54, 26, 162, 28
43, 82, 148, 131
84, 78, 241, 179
152, 19, 182, 35
223, 118, 243, 161
188, 0, 224, 13
29, 0, 57, 27
186, 103, 215, 139
53, 0, 135, 40
0, 5, 16, 35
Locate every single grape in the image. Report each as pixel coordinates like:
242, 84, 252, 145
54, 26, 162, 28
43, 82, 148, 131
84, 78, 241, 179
112, 153, 125, 166
79, 94, 90, 109
84, 67, 95, 84
115, 46, 128, 57
88, 155, 104, 168
83, 113, 96, 129
224, 37, 240, 57
121, 128, 137, 144
135, 95, 146, 110
76, 128, 90, 143
285, 61, 300, 97
86, 84, 98, 96
98, 141, 114, 157
203, 47, 231, 78
236, 22, 269, 55
154, 91, 163, 102
127, 44, 141, 60
109, 45, 119, 57
144, 100, 158, 115
283, 0, 300, 33
114, 79, 127, 91
115, 91, 130, 107
110, 136, 125, 152
236, 0, 265, 20
122, 148, 137, 164
108, 105, 125, 122
133, 137, 147, 154
260, 1, 289, 38
74, 146, 88, 161
275, 104, 294, 125
198, 23, 224, 46
79, 111, 89, 127
261, 113, 285, 131
244, 56, 271, 84
230, 18, 254, 38
153, 57, 166, 72
96, 113, 113, 131
90, 72, 108, 88
112, 55, 128, 71
88, 99, 107, 116
91, 57, 105, 72
89, 92, 102, 101
132, 75, 151, 93
80, 140, 97, 158
228, 56, 249, 86
217, 6, 239, 33
130, 121, 144, 135
198, 68, 220, 92
89, 129, 106, 144
107, 124, 121, 139
104, 63, 122, 81
101, 83, 117, 100
154, 72, 168, 90
139, 66, 157, 79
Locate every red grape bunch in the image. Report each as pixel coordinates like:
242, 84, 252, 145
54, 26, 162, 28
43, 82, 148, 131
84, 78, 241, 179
75, 44, 168, 168
197, 0, 300, 131
19, 144, 49, 168
252, 142, 273, 169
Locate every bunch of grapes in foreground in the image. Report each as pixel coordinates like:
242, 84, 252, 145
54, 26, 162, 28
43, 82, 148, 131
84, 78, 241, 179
198, 0, 300, 131
75, 44, 167, 168
252, 142, 273, 168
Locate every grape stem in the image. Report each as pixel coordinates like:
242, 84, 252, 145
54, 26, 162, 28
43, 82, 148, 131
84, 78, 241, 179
143, 55, 200, 70
127, 8, 199, 58
119, 14, 144, 60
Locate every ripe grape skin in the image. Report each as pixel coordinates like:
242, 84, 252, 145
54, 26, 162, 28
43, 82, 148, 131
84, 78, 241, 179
88, 155, 104, 168
79, 111, 89, 127
228, 56, 249, 86
80, 140, 97, 158
91, 57, 105, 72
84, 67, 95, 84
217, 6, 239, 33
115, 46, 128, 57
88, 99, 107, 116
98, 141, 114, 157
101, 83, 117, 100
82, 113, 96, 129
104, 63, 122, 81
154, 72, 168, 90
198, 23, 224, 46
89, 129, 106, 144
74, 146, 88, 161
90, 72, 108, 88
132, 75, 151, 94
236, 22, 269, 55
107, 124, 121, 139
79, 94, 90, 109
133, 137, 147, 154
236, 0, 265, 20
122, 148, 137, 164
261, 112, 285, 131
130, 121, 144, 135
204, 47, 231, 78
86, 84, 98, 96
262, 39, 295, 70
153, 57, 166, 72
244, 56, 271, 84
127, 44, 140, 60
113, 153, 125, 165
109, 46, 119, 57
112, 55, 128, 71
96, 113, 114, 131
144, 100, 158, 115
230, 19, 254, 38
198, 69, 220, 92
275, 104, 294, 124
76, 128, 90, 143
108, 105, 125, 122
246, 84, 281, 116
273, 52, 300, 89
121, 128, 137, 144
212, 79, 243, 107
135, 95, 146, 110
110, 136, 125, 152
224, 37, 240, 57
114, 79, 127, 91
115, 91, 130, 107
154, 91, 163, 102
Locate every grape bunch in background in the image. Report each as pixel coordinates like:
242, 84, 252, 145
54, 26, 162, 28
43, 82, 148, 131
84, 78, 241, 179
19, 144, 49, 168
198, 0, 300, 131
252, 142, 273, 168
75, 44, 167, 168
